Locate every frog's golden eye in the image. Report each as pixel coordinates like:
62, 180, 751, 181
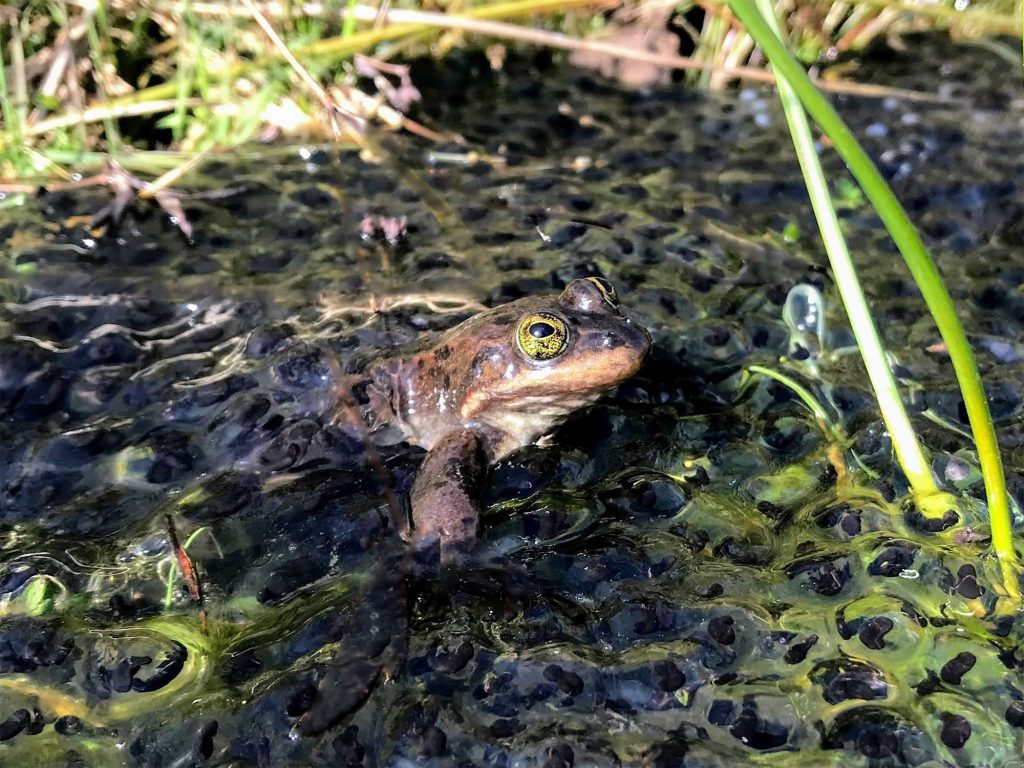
516, 312, 569, 361
586, 276, 618, 307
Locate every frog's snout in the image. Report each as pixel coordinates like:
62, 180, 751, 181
598, 321, 647, 352
600, 329, 629, 350
603, 320, 652, 354
594, 321, 652, 378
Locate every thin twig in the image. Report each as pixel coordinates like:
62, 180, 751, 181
137, 146, 211, 199
9, 14, 28, 127
241, 0, 449, 143
165, 514, 203, 605
28, 29, 73, 124
239, 0, 342, 131
27, 98, 203, 135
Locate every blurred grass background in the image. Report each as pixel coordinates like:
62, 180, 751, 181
0, 0, 1020, 181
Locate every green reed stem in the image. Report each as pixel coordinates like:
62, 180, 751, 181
746, 365, 835, 435
84, 4, 122, 154
727, 0, 1019, 590
173, 0, 194, 144
342, 0, 359, 38
0, 42, 21, 150
0, 16, 30, 175
751, 0, 938, 499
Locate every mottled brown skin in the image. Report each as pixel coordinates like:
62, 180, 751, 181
337, 278, 652, 560
408, 430, 486, 560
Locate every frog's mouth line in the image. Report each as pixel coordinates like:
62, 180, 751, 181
519, 342, 649, 385
498, 391, 603, 413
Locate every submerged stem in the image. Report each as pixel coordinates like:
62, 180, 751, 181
746, 364, 835, 438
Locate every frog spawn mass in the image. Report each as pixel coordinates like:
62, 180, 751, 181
1, 36, 1024, 767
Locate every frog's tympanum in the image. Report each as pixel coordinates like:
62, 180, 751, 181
337, 277, 652, 560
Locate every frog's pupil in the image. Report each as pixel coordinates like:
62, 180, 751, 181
530, 322, 554, 339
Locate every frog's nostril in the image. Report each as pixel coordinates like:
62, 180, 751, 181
602, 332, 625, 349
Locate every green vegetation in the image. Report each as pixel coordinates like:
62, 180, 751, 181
750, 0, 942, 505
1, 0, 1019, 180
730, 0, 1020, 599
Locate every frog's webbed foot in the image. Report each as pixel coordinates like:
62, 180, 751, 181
410, 428, 486, 564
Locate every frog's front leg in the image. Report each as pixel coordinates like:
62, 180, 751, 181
410, 428, 486, 562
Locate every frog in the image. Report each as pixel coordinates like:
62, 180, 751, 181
295, 277, 651, 737
334, 276, 653, 562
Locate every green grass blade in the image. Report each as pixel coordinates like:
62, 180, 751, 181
726, 0, 1019, 589
84, 4, 122, 154
750, 0, 939, 502
342, 0, 359, 38
0, 16, 30, 176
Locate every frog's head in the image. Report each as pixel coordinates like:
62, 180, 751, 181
449, 277, 652, 457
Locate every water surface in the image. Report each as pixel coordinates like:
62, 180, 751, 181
1, 35, 1024, 767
